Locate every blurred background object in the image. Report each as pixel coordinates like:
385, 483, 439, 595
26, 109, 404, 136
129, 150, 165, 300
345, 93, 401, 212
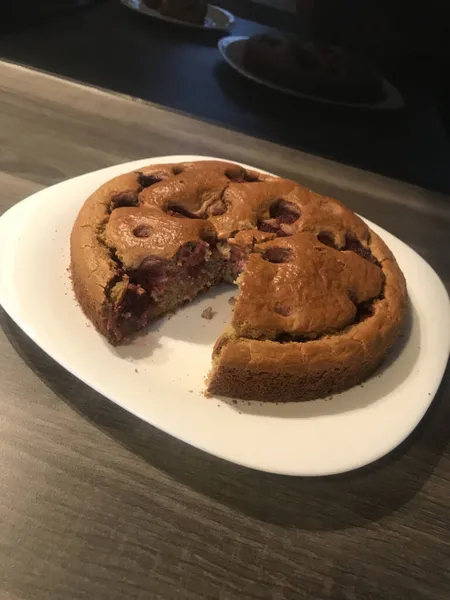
293, 0, 450, 136
0, 0, 99, 16
295, 0, 450, 62
121, 0, 234, 31
143, 0, 207, 24
0, 0, 449, 192
0, 0, 101, 28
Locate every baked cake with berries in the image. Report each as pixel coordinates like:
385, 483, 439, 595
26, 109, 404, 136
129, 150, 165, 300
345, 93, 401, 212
70, 160, 406, 402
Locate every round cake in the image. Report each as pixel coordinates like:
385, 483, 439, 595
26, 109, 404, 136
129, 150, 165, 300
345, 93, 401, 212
70, 160, 406, 402
242, 34, 385, 103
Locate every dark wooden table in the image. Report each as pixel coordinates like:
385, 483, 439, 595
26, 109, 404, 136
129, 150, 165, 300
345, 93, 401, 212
1, 61, 450, 600
1, 0, 450, 194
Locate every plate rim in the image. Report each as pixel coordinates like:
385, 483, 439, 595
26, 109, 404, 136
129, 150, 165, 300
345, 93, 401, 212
218, 36, 405, 111
1, 155, 449, 477
120, 0, 234, 32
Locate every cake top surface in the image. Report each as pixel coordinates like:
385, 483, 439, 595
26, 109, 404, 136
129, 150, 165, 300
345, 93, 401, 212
73, 160, 394, 341
232, 232, 384, 339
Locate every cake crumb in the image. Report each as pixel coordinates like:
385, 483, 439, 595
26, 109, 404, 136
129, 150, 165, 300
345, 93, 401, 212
201, 307, 216, 320
135, 368, 138, 373
228, 296, 236, 306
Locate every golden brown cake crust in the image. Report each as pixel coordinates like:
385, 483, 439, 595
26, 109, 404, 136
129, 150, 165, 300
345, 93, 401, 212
208, 230, 406, 402
70, 160, 407, 402
231, 233, 385, 339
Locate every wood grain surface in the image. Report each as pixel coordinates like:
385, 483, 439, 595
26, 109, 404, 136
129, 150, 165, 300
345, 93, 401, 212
0, 61, 449, 600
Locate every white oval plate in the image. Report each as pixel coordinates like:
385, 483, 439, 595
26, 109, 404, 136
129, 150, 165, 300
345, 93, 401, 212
0, 156, 448, 476
121, 0, 234, 32
218, 36, 405, 111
